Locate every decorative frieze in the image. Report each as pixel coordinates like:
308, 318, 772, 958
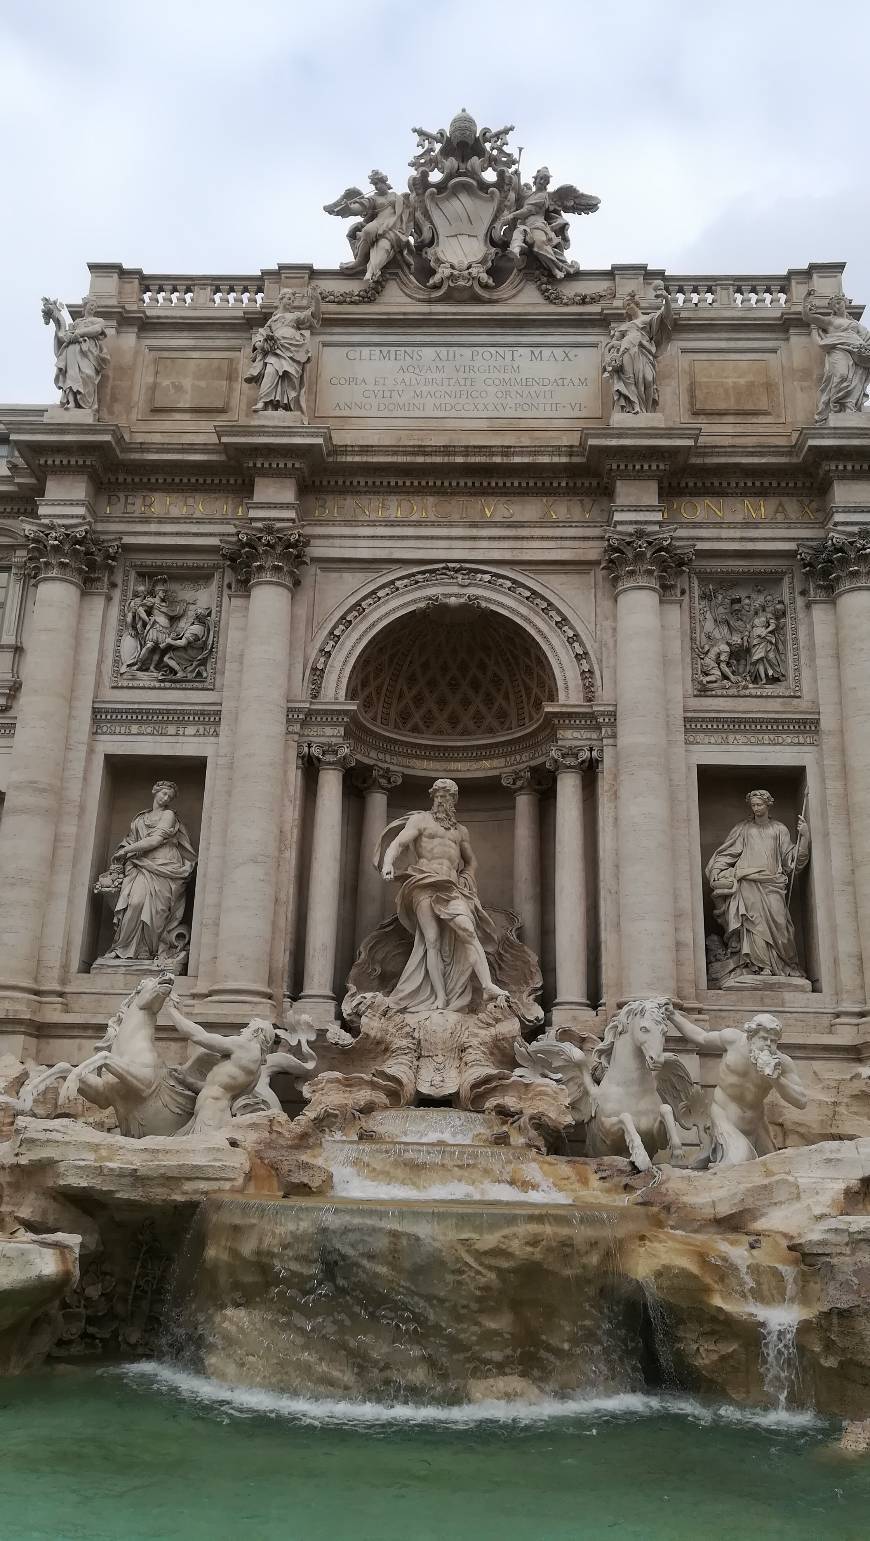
23, 521, 119, 588
798, 528, 870, 598
684, 711, 820, 746
92, 702, 221, 738
602, 528, 694, 595
689, 569, 800, 697
220, 520, 309, 591
113, 562, 222, 688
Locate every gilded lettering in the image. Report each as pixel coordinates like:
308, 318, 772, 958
140, 493, 156, 515
744, 498, 766, 521
703, 499, 724, 520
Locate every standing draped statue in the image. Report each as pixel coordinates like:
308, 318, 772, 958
705, 789, 810, 981
376, 778, 509, 1013
245, 287, 321, 415
41, 297, 109, 410
802, 289, 870, 420
603, 284, 673, 415
95, 781, 197, 970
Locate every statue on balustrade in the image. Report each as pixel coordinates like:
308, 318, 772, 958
603, 283, 673, 415
41, 296, 109, 411
94, 781, 197, 972
802, 289, 870, 420
666, 1004, 807, 1166
705, 789, 810, 984
245, 286, 321, 415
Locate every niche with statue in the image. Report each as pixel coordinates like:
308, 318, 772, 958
82, 757, 206, 976
697, 766, 817, 991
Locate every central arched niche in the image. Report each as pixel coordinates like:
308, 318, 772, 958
347, 601, 557, 743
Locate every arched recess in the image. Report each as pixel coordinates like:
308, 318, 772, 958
305, 562, 600, 708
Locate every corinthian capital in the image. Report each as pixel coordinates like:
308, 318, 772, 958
798, 527, 870, 598
545, 745, 598, 773
220, 520, 309, 591
23, 520, 120, 588
602, 527, 694, 595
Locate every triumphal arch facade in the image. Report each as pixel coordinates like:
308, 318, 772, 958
1, 110, 870, 1120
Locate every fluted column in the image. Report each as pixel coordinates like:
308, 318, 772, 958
354, 767, 402, 950
603, 528, 693, 999
299, 741, 356, 1017
0, 522, 118, 993
501, 768, 542, 959
545, 747, 593, 1016
212, 521, 308, 1002
800, 531, 870, 999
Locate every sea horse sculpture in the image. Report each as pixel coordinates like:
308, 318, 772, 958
18, 973, 213, 1137
514, 997, 707, 1171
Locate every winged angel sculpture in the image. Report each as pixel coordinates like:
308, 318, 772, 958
324, 110, 599, 295
513, 997, 708, 1171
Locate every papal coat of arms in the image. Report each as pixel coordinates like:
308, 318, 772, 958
324, 108, 599, 297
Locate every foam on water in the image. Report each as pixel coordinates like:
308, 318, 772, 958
118, 1361, 821, 1430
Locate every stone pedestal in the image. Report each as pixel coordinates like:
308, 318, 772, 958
298, 743, 355, 1022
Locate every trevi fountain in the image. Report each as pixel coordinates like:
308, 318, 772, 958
1, 109, 870, 1538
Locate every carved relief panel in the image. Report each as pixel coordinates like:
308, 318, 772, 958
112, 562, 223, 688
688, 569, 800, 698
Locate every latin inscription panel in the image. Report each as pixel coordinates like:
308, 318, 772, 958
314, 341, 601, 420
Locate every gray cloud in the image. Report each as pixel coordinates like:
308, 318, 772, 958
3, 0, 868, 400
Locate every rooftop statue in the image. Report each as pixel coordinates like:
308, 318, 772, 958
802, 289, 870, 420
41, 296, 109, 411
603, 284, 674, 415
245, 286, 321, 416
325, 110, 599, 295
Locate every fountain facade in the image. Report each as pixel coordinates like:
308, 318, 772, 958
1, 107, 870, 1428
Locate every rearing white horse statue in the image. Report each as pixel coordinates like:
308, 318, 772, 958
515, 997, 707, 1170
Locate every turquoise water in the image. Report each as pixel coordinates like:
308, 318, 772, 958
1, 1365, 868, 1541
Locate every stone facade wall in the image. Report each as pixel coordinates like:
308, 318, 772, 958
0, 256, 868, 1092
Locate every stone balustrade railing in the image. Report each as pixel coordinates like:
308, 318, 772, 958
82, 260, 847, 314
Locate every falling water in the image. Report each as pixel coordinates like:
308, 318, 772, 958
755, 1267, 801, 1411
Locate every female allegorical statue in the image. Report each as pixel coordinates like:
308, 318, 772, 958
245, 287, 321, 415
705, 789, 810, 981
603, 283, 673, 415
96, 781, 197, 967
41, 297, 109, 410
802, 289, 870, 420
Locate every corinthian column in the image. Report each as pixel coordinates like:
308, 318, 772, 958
354, 767, 402, 949
212, 521, 308, 1002
501, 768, 543, 959
800, 530, 870, 999
603, 528, 693, 999
299, 741, 356, 1019
544, 747, 593, 1017
0, 522, 118, 993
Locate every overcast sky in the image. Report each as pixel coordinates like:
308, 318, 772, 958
2, 0, 868, 403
